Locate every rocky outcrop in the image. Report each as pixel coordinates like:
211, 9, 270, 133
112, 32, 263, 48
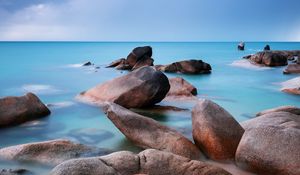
155, 59, 212, 74
192, 99, 244, 160
237, 112, 300, 175
0, 139, 110, 166
103, 102, 202, 160
50, 149, 231, 175
245, 51, 288, 67
165, 77, 197, 100
78, 66, 170, 108
0, 93, 50, 128
106, 46, 154, 70
283, 63, 300, 74
256, 105, 300, 116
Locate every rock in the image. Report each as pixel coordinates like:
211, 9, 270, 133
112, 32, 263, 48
103, 102, 202, 160
0, 93, 51, 128
156, 59, 212, 74
192, 99, 244, 160
78, 66, 170, 108
263, 44, 270, 51
283, 63, 300, 74
256, 105, 300, 116
131, 57, 154, 70
0, 139, 110, 166
50, 149, 231, 175
238, 42, 245, 51
82, 61, 93, 66
245, 51, 288, 67
126, 46, 152, 67
105, 58, 125, 68
282, 87, 300, 95
280, 76, 300, 95
115, 62, 131, 70
167, 77, 197, 97
0, 169, 31, 175
237, 112, 300, 175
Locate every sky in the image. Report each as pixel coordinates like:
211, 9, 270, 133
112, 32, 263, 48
0, 0, 299, 41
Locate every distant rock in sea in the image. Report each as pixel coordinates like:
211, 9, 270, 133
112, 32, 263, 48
263, 44, 271, 51
237, 42, 245, 50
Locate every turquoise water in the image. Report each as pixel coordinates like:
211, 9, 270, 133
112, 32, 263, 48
0, 42, 299, 174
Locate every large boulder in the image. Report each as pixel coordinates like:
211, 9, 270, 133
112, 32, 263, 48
0, 139, 110, 166
256, 105, 300, 116
237, 112, 300, 175
192, 99, 244, 160
78, 66, 170, 108
156, 59, 212, 74
103, 102, 202, 160
106, 46, 154, 70
0, 93, 50, 128
283, 63, 300, 74
167, 77, 197, 97
246, 51, 288, 67
50, 149, 231, 175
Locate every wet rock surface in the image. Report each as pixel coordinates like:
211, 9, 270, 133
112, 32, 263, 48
0, 93, 50, 128
78, 66, 170, 108
192, 99, 244, 160
49, 149, 231, 175
103, 102, 202, 160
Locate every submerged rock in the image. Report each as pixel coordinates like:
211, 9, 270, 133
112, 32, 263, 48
155, 59, 212, 74
0, 93, 50, 128
256, 105, 300, 116
237, 112, 300, 175
78, 66, 170, 108
0, 139, 110, 166
50, 149, 231, 175
103, 102, 202, 160
283, 63, 300, 74
192, 99, 244, 160
0, 169, 32, 175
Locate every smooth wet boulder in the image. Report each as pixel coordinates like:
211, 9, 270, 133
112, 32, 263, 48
237, 112, 300, 175
156, 59, 212, 74
280, 76, 300, 95
50, 149, 231, 175
127, 46, 153, 67
78, 66, 170, 108
105, 58, 125, 68
246, 51, 288, 67
192, 99, 244, 160
282, 87, 300, 95
0, 93, 50, 128
0, 139, 110, 166
132, 56, 154, 70
103, 102, 202, 160
256, 105, 300, 116
283, 63, 300, 74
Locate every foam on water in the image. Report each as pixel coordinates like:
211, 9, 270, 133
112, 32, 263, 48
47, 101, 76, 109
229, 59, 271, 70
280, 76, 300, 89
22, 84, 61, 95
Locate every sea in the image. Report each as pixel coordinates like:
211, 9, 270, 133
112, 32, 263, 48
0, 42, 299, 174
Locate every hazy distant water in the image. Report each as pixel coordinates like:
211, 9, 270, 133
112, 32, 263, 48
0, 42, 299, 174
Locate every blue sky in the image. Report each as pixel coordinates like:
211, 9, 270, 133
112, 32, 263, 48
0, 0, 299, 41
